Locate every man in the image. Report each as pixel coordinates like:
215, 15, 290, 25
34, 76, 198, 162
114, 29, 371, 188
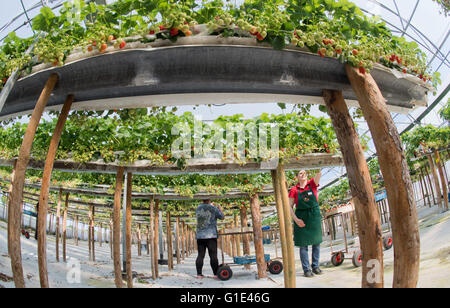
289, 169, 323, 277
195, 199, 225, 278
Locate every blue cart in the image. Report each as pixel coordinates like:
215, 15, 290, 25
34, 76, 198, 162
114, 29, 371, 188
216, 229, 283, 281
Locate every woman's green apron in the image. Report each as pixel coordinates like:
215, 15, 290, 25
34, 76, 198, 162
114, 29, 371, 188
293, 184, 322, 247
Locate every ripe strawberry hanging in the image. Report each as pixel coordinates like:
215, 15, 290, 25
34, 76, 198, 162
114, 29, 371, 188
170, 28, 179, 37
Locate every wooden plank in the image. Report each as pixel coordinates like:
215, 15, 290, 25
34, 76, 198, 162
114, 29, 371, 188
63, 193, 69, 262
249, 194, 266, 278
126, 172, 133, 288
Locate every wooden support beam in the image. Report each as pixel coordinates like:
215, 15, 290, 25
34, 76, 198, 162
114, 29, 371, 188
434, 150, 449, 211
239, 205, 251, 270
176, 216, 181, 264
75, 215, 79, 246
427, 155, 443, 206
346, 65, 420, 288
63, 193, 69, 262
153, 199, 160, 278
56, 188, 63, 262
166, 211, 173, 270
234, 214, 241, 257
36, 92, 72, 288
91, 204, 95, 262
88, 203, 92, 262
249, 194, 266, 279
150, 199, 156, 279
7, 74, 59, 288
323, 89, 384, 288
113, 167, 124, 288
276, 165, 296, 288
271, 170, 290, 287
126, 172, 133, 288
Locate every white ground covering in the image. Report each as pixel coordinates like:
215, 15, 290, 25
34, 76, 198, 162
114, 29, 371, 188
0, 203, 449, 288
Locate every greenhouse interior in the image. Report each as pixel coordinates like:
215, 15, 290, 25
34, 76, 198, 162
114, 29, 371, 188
0, 0, 448, 292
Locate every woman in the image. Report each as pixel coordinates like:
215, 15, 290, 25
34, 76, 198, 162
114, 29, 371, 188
288, 169, 323, 277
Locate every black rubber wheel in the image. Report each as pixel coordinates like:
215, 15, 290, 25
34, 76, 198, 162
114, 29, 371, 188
268, 260, 283, 274
352, 250, 363, 267
24, 232, 30, 239
383, 234, 393, 250
217, 265, 233, 281
331, 252, 345, 266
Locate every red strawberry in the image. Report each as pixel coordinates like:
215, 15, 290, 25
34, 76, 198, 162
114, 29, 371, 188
403, 68, 407, 74
149, 30, 155, 35
119, 41, 126, 49
170, 28, 179, 36
159, 25, 167, 31
256, 33, 264, 41
92, 41, 97, 47
324, 144, 328, 148
352, 49, 358, 56
88, 46, 93, 52
359, 66, 366, 75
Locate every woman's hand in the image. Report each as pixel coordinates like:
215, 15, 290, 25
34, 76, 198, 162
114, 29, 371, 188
295, 218, 306, 228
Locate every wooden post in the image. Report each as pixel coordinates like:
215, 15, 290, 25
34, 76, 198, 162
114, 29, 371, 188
63, 193, 69, 263
271, 170, 290, 287
137, 223, 142, 257
166, 211, 173, 270
234, 214, 241, 257
424, 164, 437, 206
8, 74, 59, 288
75, 215, 79, 246
109, 215, 113, 259
125, 172, 133, 288
427, 154, 443, 207
323, 89, 384, 288
239, 206, 251, 268
153, 200, 160, 278
91, 205, 95, 262
36, 92, 72, 288
99, 223, 103, 247
346, 65, 420, 288
434, 150, 449, 211
146, 225, 150, 255
56, 188, 63, 262
181, 221, 186, 260
231, 220, 237, 258
276, 165, 296, 288
149, 200, 156, 279
249, 194, 267, 278
176, 216, 181, 264
113, 167, 124, 288
88, 203, 92, 262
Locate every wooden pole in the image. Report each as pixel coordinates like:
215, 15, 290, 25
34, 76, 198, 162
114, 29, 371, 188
176, 216, 181, 264
427, 154, 443, 207
424, 164, 437, 206
346, 65, 420, 288
75, 215, 79, 246
91, 204, 95, 262
8, 74, 59, 288
125, 172, 133, 288
239, 205, 251, 268
434, 150, 449, 211
166, 211, 173, 270
323, 89, 384, 288
99, 223, 103, 247
181, 220, 186, 260
271, 170, 290, 287
153, 199, 160, 278
36, 92, 72, 288
137, 223, 142, 257
63, 193, 69, 263
56, 188, 63, 262
234, 214, 241, 256
146, 225, 150, 255
249, 194, 267, 278
88, 203, 92, 262
276, 165, 296, 288
149, 199, 156, 279
113, 167, 124, 288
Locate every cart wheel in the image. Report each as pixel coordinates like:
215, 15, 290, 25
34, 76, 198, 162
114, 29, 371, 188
352, 250, 363, 267
331, 252, 345, 266
268, 260, 283, 274
383, 235, 393, 250
24, 232, 30, 239
217, 265, 233, 281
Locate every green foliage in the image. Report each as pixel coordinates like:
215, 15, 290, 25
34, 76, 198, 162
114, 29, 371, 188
439, 98, 450, 122
0, 0, 436, 90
